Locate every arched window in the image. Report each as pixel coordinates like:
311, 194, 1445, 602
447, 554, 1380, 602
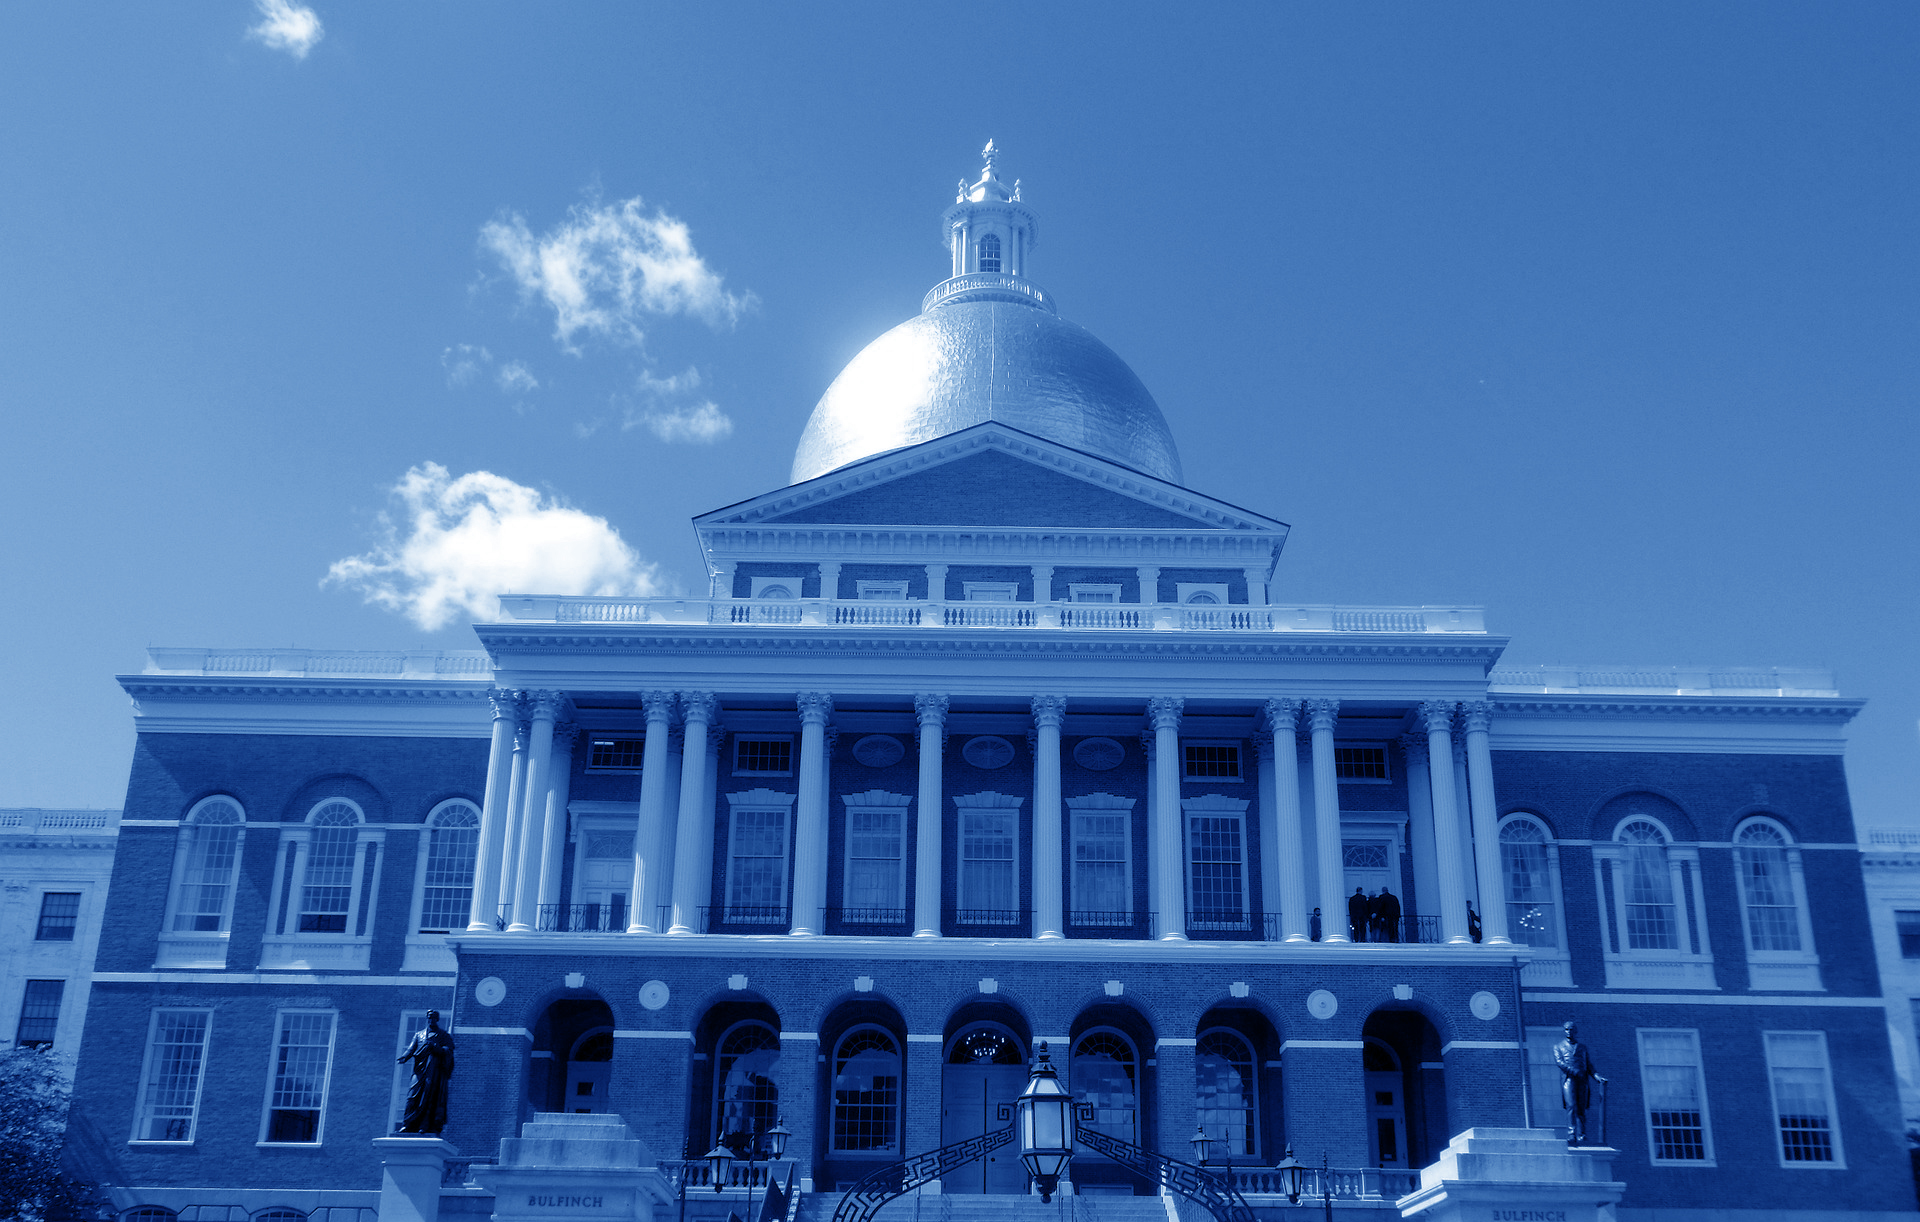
300, 801, 364, 933
252, 1210, 307, 1222
1498, 817, 1559, 949
758, 584, 794, 599
977, 233, 1001, 273
714, 1021, 781, 1146
121, 1209, 178, 1222
1196, 1029, 1256, 1157
1735, 821, 1800, 951
418, 801, 480, 933
1184, 591, 1220, 605
171, 798, 244, 933
831, 1025, 901, 1154
1618, 820, 1678, 950
1071, 1029, 1137, 1146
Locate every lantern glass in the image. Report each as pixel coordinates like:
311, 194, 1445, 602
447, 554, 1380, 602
1275, 1146, 1303, 1204
765, 1119, 791, 1160
703, 1143, 735, 1190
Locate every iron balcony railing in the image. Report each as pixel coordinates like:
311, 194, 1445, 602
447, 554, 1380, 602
1068, 909, 1136, 928
824, 906, 910, 927
536, 902, 627, 933
946, 907, 1029, 928
701, 904, 790, 930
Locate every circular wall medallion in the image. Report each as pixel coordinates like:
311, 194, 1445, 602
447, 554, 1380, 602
1306, 989, 1338, 1021
638, 980, 671, 1011
1469, 990, 1502, 1021
852, 734, 905, 768
962, 735, 1015, 769
474, 976, 507, 1007
1073, 737, 1125, 771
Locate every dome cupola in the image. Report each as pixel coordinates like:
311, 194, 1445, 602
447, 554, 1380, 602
790, 143, 1184, 486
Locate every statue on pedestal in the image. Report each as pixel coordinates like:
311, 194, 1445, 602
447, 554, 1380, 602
1553, 1021, 1605, 1145
396, 1010, 457, 1134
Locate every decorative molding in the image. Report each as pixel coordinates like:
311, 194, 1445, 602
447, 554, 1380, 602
1146, 696, 1183, 730
550, 720, 580, 749
641, 690, 676, 723
1064, 792, 1136, 810
1490, 696, 1862, 723
1306, 698, 1339, 733
488, 689, 519, 720
1030, 695, 1068, 728
1260, 698, 1300, 734
1399, 732, 1429, 767
797, 691, 835, 725
1460, 700, 1493, 734
1418, 700, 1457, 733
679, 691, 718, 724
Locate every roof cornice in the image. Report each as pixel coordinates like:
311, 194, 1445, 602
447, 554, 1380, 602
1491, 694, 1862, 722
119, 676, 491, 704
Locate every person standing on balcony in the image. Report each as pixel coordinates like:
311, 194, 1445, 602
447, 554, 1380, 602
1376, 887, 1401, 942
1348, 887, 1371, 942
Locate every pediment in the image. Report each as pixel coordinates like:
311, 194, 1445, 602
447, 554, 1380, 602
699, 423, 1286, 534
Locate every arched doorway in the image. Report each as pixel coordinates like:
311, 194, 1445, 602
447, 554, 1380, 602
567, 1029, 614, 1113
1362, 1038, 1408, 1167
1360, 1009, 1445, 1169
715, 1020, 782, 1150
940, 1023, 1027, 1194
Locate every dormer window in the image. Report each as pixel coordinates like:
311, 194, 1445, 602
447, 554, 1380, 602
977, 233, 1001, 273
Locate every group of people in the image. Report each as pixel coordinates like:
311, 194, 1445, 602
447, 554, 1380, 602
1346, 885, 1404, 942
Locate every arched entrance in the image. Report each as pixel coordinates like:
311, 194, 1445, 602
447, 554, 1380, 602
1360, 1009, 1445, 1169
1362, 1038, 1408, 1167
567, 1029, 614, 1113
941, 1021, 1028, 1193
531, 995, 616, 1114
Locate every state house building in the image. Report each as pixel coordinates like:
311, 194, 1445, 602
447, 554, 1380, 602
69, 152, 1916, 1222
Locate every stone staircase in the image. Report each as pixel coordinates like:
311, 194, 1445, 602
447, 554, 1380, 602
793, 1192, 1172, 1222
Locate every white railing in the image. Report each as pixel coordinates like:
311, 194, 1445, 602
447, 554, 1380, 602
144, 648, 493, 679
1488, 665, 1838, 697
498, 596, 1489, 636
0, 809, 118, 832
922, 272, 1057, 314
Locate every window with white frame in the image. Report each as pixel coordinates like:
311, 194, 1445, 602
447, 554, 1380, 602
1069, 584, 1120, 603
1334, 745, 1390, 782
1899, 911, 1920, 959
132, 1009, 213, 1142
856, 581, 908, 601
955, 797, 1020, 921
1524, 1026, 1566, 1126
416, 801, 479, 933
261, 1010, 337, 1144
15, 980, 63, 1048
1070, 796, 1134, 925
1733, 818, 1820, 973
724, 794, 792, 922
1183, 741, 1242, 781
1072, 1029, 1138, 1146
1176, 583, 1229, 605
714, 1021, 780, 1146
1763, 1031, 1843, 1167
962, 581, 1018, 602
1619, 820, 1679, 949
1594, 808, 1714, 989
749, 576, 799, 599
299, 802, 366, 934
1500, 817, 1561, 949
1185, 796, 1250, 929
587, 738, 644, 770
1638, 1029, 1713, 1163
976, 232, 1001, 273
830, 1025, 901, 1153
1196, 1029, 1257, 1157
733, 736, 794, 777
841, 793, 908, 919
166, 797, 245, 935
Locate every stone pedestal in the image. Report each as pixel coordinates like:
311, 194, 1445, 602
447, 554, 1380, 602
474, 1114, 673, 1222
1398, 1128, 1623, 1222
375, 1136, 459, 1222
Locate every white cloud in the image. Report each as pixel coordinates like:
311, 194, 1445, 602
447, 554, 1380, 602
640, 401, 733, 444
248, 0, 324, 59
497, 361, 538, 394
480, 195, 753, 353
442, 344, 491, 387
325, 463, 664, 630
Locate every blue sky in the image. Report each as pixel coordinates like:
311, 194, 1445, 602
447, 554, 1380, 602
2, 3, 1916, 823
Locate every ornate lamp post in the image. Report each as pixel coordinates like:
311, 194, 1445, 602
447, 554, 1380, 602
705, 1117, 790, 1222
1015, 1042, 1074, 1202
1189, 1126, 1212, 1167
1275, 1146, 1304, 1205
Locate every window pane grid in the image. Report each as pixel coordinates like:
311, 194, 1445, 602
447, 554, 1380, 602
728, 809, 789, 915
1766, 1033, 1838, 1164
1188, 815, 1245, 924
716, 1024, 780, 1145
977, 233, 1001, 273
266, 1012, 335, 1143
960, 810, 1016, 915
1184, 744, 1240, 779
420, 808, 479, 932
137, 1011, 211, 1142
735, 739, 793, 774
1333, 747, 1388, 780
299, 826, 357, 933
1638, 1030, 1709, 1162
1500, 830, 1560, 949
176, 824, 240, 932
35, 893, 79, 941
1196, 1032, 1255, 1157
1738, 845, 1801, 951
588, 738, 644, 769
1620, 824, 1678, 950
1073, 812, 1129, 917
15, 980, 64, 1046
832, 1028, 900, 1153
846, 810, 903, 910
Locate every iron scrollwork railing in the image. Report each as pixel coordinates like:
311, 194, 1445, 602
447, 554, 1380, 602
1073, 1124, 1257, 1222
829, 1123, 1015, 1222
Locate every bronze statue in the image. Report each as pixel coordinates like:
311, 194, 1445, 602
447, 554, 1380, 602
1553, 1021, 1605, 1145
395, 1010, 456, 1134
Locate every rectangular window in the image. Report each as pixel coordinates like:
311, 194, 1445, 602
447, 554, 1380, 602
35, 893, 80, 941
15, 980, 64, 1047
726, 808, 790, 921
1071, 810, 1131, 925
733, 736, 794, 777
263, 1011, 337, 1144
174, 823, 240, 932
856, 581, 908, 600
587, 738, 644, 770
1897, 910, 1920, 959
1183, 742, 1241, 780
298, 829, 357, 933
1638, 1029, 1712, 1162
1764, 1031, 1842, 1166
133, 1009, 212, 1142
958, 808, 1017, 921
1334, 746, 1389, 782
1524, 1027, 1566, 1126
844, 808, 905, 915
963, 582, 1018, 602
1069, 584, 1120, 603
1187, 813, 1247, 928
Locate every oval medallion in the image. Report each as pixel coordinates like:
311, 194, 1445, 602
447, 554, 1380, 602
853, 734, 906, 768
962, 735, 1015, 769
1073, 736, 1125, 770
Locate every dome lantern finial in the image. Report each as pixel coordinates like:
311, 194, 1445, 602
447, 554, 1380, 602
982, 138, 997, 174
940, 140, 1039, 285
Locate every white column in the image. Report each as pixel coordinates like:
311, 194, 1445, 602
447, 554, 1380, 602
1306, 699, 1349, 943
1243, 567, 1268, 606
1141, 565, 1162, 605
1421, 700, 1471, 944
535, 721, 577, 919
668, 692, 717, 935
1263, 699, 1308, 942
1148, 697, 1185, 940
817, 561, 842, 601
711, 560, 737, 600
496, 721, 532, 926
1032, 565, 1055, 602
1142, 732, 1160, 928
926, 564, 949, 601
788, 693, 833, 936
467, 690, 520, 932
1460, 701, 1511, 945
1453, 736, 1477, 911
628, 692, 676, 933
508, 692, 561, 932
1031, 696, 1067, 939
700, 727, 724, 916
912, 695, 948, 937
1400, 732, 1441, 941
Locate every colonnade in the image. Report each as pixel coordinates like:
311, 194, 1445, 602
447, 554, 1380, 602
466, 689, 1511, 946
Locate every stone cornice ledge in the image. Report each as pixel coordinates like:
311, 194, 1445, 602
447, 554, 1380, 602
1492, 694, 1863, 722
448, 931, 1531, 968
119, 676, 492, 704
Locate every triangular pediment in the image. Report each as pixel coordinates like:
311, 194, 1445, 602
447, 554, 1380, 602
698, 423, 1287, 534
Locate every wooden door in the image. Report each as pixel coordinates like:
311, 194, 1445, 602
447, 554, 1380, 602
940, 1063, 1028, 1193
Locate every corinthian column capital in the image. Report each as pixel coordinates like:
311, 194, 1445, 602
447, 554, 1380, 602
1418, 699, 1458, 733
527, 690, 565, 721
551, 721, 580, 750
679, 691, 718, 725
1031, 695, 1068, 729
796, 691, 834, 726
1460, 700, 1493, 734
641, 690, 676, 724
1261, 698, 1301, 734
1398, 731, 1429, 768
1305, 698, 1339, 733
914, 693, 949, 726
1145, 696, 1184, 731
487, 688, 520, 721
